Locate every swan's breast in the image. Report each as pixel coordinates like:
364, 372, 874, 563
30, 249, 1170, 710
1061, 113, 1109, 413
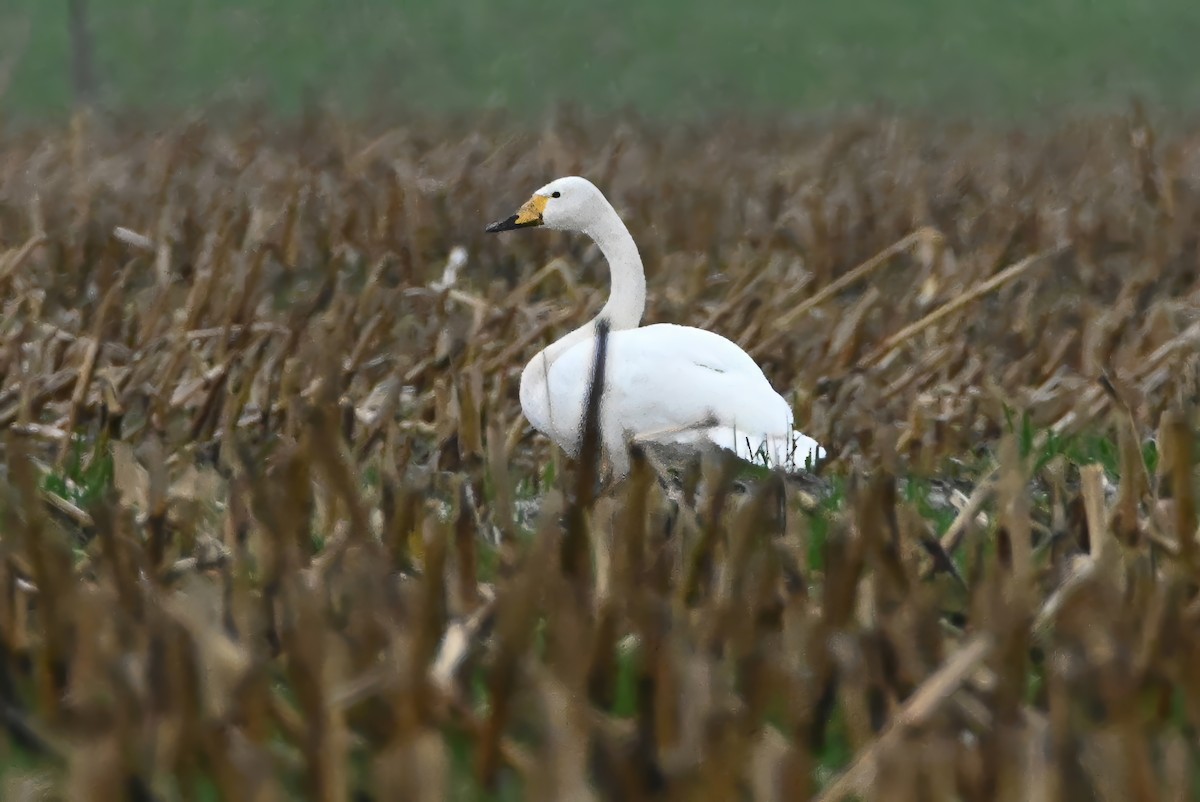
519, 350, 588, 455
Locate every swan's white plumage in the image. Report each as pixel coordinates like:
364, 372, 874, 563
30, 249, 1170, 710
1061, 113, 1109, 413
522, 323, 822, 474
487, 175, 826, 478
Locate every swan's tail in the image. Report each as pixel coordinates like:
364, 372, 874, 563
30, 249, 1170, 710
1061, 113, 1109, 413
783, 429, 827, 471
702, 426, 827, 473
631, 422, 827, 473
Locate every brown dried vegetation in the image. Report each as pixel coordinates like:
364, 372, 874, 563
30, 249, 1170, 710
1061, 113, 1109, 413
0, 106, 1198, 800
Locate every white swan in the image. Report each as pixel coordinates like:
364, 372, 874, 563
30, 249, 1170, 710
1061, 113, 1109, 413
485, 176, 826, 479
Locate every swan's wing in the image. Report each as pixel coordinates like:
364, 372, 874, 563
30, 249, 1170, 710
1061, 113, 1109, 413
613, 323, 794, 431
543, 323, 824, 468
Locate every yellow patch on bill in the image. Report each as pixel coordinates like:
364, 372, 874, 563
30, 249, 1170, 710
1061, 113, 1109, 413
514, 194, 548, 225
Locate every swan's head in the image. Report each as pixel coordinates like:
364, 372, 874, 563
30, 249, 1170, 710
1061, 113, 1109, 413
484, 176, 607, 235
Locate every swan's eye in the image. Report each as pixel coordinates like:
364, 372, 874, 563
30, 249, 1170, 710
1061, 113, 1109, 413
551, 191, 561, 198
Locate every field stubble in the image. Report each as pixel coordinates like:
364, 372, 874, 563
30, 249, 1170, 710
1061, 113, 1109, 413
0, 106, 1198, 799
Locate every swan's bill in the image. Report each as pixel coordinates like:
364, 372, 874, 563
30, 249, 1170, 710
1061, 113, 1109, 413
485, 194, 547, 233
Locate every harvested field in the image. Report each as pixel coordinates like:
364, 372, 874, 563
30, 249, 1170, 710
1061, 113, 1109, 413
0, 107, 1199, 800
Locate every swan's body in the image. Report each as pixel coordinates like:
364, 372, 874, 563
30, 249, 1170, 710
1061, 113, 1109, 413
485, 176, 825, 478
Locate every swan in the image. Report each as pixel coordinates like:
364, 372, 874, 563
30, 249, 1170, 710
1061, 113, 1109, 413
484, 175, 826, 479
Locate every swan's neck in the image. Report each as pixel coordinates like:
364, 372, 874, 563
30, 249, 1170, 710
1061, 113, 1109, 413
534, 202, 646, 368
586, 203, 646, 332
520, 201, 647, 427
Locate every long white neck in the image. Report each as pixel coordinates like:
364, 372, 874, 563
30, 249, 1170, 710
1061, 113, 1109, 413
534, 199, 646, 367
585, 201, 646, 332
519, 199, 647, 441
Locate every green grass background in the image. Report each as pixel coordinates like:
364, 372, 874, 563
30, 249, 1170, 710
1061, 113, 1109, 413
4, 0, 1200, 121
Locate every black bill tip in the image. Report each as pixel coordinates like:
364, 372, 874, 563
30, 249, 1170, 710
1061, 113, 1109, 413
484, 215, 519, 233
485, 213, 543, 233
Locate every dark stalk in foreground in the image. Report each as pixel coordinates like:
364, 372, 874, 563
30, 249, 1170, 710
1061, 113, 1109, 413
563, 317, 610, 586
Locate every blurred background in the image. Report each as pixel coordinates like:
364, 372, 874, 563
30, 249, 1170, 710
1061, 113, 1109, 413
4, 4, 1200, 801
4, 0, 1200, 122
